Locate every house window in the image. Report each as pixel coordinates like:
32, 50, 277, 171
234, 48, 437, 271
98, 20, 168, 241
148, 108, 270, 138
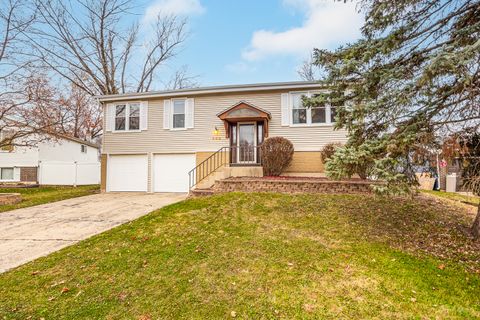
330, 107, 337, 123
129, 103, 140, 130
172, 99, 186, 129
329, 92, 344, 123
114, 103, 142, 132
81, 145, 87, 153
0, 129, 14, 152
291, 93, 307, 124
0, 168, 14, 180
290, 91, 339, 125
115, 105, 126, 131
311, 94, 327, 124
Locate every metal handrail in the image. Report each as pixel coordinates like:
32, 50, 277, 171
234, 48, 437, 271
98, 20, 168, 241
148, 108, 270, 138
188, 147, 229, 190
188, 145, 262, 190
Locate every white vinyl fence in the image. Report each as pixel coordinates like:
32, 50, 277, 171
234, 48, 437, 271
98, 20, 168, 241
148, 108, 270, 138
38, 161, 100, 186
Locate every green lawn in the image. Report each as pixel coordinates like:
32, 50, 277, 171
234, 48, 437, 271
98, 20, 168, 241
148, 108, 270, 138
0, 185, 100, 213
422, 190, 479, 206
1, 193, 479, 319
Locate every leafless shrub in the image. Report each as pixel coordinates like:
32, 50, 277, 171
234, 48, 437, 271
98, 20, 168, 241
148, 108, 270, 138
320, 142, 343, 163
261, 137, 294, 176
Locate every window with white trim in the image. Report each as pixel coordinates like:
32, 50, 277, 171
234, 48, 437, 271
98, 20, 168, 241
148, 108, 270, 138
114, 103, 141, 131
329, 92, 344, 123
0, 167, 14, 180
115, 104, 126, 131
172, 99, 186, 129
129, 103, 140, 130
291, 93, 307, 124
311, 93, 327, 124
81, 145, 87, 153
290, 91, 337, 125
0, 129, 14, 152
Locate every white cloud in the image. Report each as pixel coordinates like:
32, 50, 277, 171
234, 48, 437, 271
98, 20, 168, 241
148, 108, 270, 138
242, 0, 363, 61
143, 0, 205, 23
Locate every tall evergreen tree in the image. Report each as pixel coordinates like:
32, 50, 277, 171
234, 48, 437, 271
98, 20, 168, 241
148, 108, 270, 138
308, 0, 479, 191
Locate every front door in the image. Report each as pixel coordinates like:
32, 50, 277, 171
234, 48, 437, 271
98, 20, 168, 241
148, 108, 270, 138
237, 123, 256, 163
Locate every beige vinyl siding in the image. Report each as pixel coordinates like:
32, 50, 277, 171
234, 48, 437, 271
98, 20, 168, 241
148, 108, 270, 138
103, 90, 348, 154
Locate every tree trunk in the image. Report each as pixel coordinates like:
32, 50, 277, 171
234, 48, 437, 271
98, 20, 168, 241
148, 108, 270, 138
472, 202, 480, 240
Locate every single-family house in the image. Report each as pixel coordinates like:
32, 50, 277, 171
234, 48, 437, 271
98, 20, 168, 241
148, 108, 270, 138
97, 81, 348, 193
0, 131, 100, 185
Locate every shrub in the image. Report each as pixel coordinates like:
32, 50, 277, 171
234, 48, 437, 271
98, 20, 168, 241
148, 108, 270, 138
320, 142, 343, 163
325, 144, 375, 180
261, 137, 294, 176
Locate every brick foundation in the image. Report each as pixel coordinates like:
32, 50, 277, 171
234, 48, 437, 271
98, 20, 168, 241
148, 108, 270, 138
212, 177, 379, 194
0, 193, 22, 205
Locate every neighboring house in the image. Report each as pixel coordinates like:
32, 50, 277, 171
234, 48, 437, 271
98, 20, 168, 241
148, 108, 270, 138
0, 132, 100, 185
98, 81, 348, 193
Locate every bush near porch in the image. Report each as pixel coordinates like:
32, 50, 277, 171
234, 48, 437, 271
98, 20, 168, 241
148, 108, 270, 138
261, 137, 294, 176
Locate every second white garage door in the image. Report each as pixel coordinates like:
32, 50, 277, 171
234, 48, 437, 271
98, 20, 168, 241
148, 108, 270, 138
153, 154, 195, 192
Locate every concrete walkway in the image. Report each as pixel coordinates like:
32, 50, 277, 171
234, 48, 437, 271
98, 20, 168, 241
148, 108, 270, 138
0, 192, 186, 273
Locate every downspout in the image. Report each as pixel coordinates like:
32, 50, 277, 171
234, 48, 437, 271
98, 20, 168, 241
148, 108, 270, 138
436, 152, 441, 190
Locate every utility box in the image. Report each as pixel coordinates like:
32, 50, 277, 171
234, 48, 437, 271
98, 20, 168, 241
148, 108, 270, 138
446, 173, 457, 193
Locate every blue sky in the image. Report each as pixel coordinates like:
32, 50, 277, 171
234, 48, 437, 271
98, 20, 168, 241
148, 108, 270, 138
139, 0, 363, 86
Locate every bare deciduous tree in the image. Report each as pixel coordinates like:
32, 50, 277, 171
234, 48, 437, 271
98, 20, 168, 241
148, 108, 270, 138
19, 75, 103, 143
164, 65, 199, 90
0, 0, 59, 150
28, 0, 189, 95
57, 83, 103, 141
297, 54, 320, 81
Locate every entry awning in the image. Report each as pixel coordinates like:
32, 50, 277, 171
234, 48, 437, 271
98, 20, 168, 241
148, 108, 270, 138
217, 101, 271, 138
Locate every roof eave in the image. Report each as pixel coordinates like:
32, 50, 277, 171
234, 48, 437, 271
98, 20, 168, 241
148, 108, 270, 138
96, 81, 326, 103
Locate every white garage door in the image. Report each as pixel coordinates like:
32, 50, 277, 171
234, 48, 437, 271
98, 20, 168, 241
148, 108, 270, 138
154, 154, 195, 192
107, 155, 148, 192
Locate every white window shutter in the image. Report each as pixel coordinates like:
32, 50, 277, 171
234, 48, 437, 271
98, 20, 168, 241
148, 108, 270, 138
163, 99, 171, 129
186, 98, 194, 128
281, 93, 290, 126
140, 101, 148, 130
106, 104, 114, 132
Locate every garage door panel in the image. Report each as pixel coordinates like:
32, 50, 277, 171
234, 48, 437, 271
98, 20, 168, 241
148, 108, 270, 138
108, 155, 148, 192
154, 154, 195, 192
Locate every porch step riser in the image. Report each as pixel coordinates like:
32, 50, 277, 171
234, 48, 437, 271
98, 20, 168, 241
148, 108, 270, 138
195, 166, 263, 189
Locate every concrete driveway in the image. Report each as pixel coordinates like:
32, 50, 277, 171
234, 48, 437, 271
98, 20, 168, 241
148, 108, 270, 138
0, 192, 186, 273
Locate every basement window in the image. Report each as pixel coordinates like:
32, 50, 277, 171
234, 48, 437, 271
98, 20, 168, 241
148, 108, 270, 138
0, 168, 14, 180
